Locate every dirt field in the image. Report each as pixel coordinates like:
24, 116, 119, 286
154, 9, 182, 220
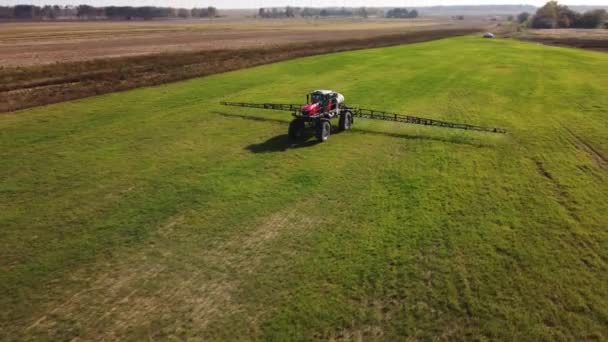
0, 18, 486, 67
0, 18, 489, 113
514, 29, 608, 52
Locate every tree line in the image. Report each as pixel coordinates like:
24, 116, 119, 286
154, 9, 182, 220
517, 1, 607, 28
257, 7, 376, 18
0, 5, 218, 20
256, 7, 418, 19
385, 8, 418, 19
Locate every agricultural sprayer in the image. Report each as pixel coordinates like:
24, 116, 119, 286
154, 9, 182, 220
221, 90, 506, 142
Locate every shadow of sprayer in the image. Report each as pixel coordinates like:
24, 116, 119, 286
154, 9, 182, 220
246, 135, 320, 153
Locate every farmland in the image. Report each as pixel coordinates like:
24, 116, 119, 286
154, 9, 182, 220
0, 18, 483, 67
0, 18, 486, 113
514, 28, 608, 52
1, 36, 607, 340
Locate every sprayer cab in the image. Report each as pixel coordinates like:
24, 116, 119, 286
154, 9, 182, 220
301, 90, 345, 116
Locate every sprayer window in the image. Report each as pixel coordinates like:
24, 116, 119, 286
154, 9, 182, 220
311, 94, 324, 103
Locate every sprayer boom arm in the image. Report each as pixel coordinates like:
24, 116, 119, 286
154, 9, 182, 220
220, 101, 301, 112
220, 101, 506, 134
349, 107, 506, 133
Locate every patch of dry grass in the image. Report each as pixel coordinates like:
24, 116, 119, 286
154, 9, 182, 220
24, 209, 316, 339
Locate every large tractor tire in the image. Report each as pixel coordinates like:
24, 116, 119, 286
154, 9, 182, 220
315, 120, 331, 142
338, 111, 353, 131
288, 119, 305, 140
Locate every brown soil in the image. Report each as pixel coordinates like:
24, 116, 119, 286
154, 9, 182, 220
513, 29, 608, 52
523, 37, 608, 52
0, 27, 481, 113
0, 19, 481, 67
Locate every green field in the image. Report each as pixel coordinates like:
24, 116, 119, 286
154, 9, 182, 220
1, 36, 607, 340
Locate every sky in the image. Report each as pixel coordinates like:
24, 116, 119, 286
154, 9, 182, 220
1, 0, 606, 8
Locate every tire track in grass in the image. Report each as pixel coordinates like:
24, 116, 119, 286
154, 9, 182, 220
562, 126, 607, 171
531, 156, 608, 274
532, 158, 580, 222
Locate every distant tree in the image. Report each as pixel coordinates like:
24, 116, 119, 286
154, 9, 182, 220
575, 9, 607, 28
14, 5, 35, 19
531, 1, 559, 28
77, 5, 98, 19
557, 6, 578, 28
137, 7, 169, 20
41, 5, 54, 19
507, 15, 514, 21
177, 8, 189, 18
105, 6, 134, 19
517, 12, 530, 23
258, 7, 284, 18
1, 4, 211, 21
301, 7, 319, 17
339, 7, 350, 16
358, 7, 368, 18
530, 1, 605, 29
0, 6, 13, 19
62, 5, 78, 18
386, 8, 417, 18
285, 6, 295, 18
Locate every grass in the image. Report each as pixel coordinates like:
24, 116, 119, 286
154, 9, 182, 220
1, 36, 607, 340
